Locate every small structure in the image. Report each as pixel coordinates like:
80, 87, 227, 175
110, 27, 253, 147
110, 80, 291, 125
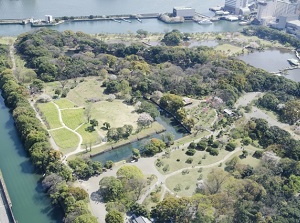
224, 108, 235, 116
182, 97, 193, 106
131, 216, 152, 223
45, 15, 53, 23
173, 7, 195, 19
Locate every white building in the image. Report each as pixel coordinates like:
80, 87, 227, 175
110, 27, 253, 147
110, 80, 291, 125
45, 15, 53, 23
257, 0, 299, 24
173, 7, 195, 19
224, 0, 249, 14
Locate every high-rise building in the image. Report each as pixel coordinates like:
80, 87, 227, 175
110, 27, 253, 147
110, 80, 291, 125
224, 0, 249, 14
256, 0, 299, 24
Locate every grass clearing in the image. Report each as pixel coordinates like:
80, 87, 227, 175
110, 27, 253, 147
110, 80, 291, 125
36, 102, 61, 129
215, 44, 244, 55
76, 123, 102, 145
50, 128, 79, 151
165, 168, 212, 197
55, 98, 77, 109
67, 77, 107, 106
156, 148, 233, 175
61, 108, 85, 130
91, 100, 139, 134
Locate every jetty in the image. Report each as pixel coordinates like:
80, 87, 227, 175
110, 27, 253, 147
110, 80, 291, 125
0, 170, 17, 223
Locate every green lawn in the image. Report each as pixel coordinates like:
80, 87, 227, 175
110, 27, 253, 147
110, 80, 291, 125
55, 98, 77, 109
215, 44, 245, 55
186, 102, 216, 129
36, 102, 61, 129
61, 108, 85, 130
76, 123, 102, 145
156, 148, 232, 175
165, 168, 212, 197
50, 128, 79, 150
67, 77, 107, 106
91, 100, 139, 135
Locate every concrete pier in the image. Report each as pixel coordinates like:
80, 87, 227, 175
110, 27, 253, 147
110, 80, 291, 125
0, 171, 17, 223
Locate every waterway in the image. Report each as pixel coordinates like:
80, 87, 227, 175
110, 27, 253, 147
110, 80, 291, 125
238, 48, 300, 82
0, 94, 63, 223
0, 0, 242, 36
91, 112, 187, 163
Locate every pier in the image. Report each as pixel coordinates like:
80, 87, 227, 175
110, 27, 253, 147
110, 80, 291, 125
0, 170, 17, 223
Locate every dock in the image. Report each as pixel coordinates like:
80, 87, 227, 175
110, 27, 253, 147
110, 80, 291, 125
0, 170, 17, 223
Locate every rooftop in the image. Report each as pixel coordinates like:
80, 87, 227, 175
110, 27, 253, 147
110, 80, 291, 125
173, 6, 193, 10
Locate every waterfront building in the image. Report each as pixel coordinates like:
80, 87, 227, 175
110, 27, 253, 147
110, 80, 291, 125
45, 15, 53, 23
173, 7, 195, 19
256, 0, 299, 25
224, 0, 249, 14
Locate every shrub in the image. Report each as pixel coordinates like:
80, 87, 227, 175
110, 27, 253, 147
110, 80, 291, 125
209, 148, 219, 156
156, 159, 164, 167
185, 149, 196, 156
163, 164, 170, 172
196, 140, 207, 151
188, 142, 196, 149
226, 141, 237, 151
212, 141, 220, 148
253, 150, 263, 159
186, 158, 193, 164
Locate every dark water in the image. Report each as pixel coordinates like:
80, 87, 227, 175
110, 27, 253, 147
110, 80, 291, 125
238, 49, 300, 82
0, 94, 63, 223
92, 113, 186, 163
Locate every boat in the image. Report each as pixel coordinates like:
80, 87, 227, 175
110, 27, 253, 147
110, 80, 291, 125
198, 19, 212, 25
287, 59, 300, 66
239, 21, 250, 26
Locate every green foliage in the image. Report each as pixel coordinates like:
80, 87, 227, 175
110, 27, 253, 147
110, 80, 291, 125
185, 149, 196, 156
107, 124, 133, 141
116, 165, 144, 180
162, 30, 184, 46
68, 158, 102, 179
144, 138, 166, 156
186, 158, 193, 164
104, 160, 114, 169
196, 140, 207, 151
136, 101, 159, 118
225, 141, 237, 151
105, 210, 124, 223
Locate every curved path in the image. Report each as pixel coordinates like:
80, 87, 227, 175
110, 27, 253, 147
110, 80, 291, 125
50, 102, 84, 159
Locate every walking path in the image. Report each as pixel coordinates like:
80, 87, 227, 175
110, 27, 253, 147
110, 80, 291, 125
9, 45, 16, 75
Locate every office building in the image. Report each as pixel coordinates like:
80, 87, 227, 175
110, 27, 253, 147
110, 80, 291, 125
224, 0, 249, 14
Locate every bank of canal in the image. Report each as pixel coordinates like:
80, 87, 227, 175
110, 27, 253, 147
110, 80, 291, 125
0, 94, 63, 223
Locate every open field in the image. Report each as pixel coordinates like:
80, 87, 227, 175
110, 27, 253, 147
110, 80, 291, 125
54, 98, 77, 109
215, 44, 245, 55
91, 100, 139, 134
61, 108, 85, 130
156, 148, 233, 175
76, 123, 102, 145
0, 37, 15, 45
50, 128, 79, 151
165, 167, 212, 197
36, 102, 61, 129
66, 77, 107, 106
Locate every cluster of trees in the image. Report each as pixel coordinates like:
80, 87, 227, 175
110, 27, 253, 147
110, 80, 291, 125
143, 138, 166, 156
42, 174, 97, 223
99, 166, 150, 221
0, 47, 96, 222
68, 158, 102, 179
257, 92, 300, 124
107, 124, 133, 141
242, 26, 300, 48
245, 118, 300, 160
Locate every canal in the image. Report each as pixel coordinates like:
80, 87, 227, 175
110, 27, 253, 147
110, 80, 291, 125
91, 111, 187, 163
0, 94, 63, 223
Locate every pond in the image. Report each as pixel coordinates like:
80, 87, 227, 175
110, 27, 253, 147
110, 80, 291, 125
91, 111, 187, 163
238, 48, 300, 82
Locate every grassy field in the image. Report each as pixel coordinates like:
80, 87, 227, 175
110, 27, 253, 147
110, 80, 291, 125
165, 167, 212, 197
50, 128, 79, 151
91, 100, 139, 134
215, 44, 245, 55
61, 108, 85, 130
55, 98, 77, 109
36, 102, 61, 129
67, 77, 107, 106
156, 148, 233, 175
76, 123, 102, 145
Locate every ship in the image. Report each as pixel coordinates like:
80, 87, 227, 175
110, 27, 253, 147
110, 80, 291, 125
198, 19, 212, 25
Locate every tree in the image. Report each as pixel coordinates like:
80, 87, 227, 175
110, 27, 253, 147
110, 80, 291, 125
116, 165, 144, 180
74, 214, 98, 223
162, 30, 184, 46
204, 169, 230, 194
30, 79, 44, 93
103, 122, 111, 130
99, 177, 124, 202
282, 100, 300, 124
104, 160, 114, 169
137, 113, 154, 128
144, 138, 166, 156
160, 93, 184, 114
132, 148, 140, 158
105, 210, 124, 223
84, 103, 92, 123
